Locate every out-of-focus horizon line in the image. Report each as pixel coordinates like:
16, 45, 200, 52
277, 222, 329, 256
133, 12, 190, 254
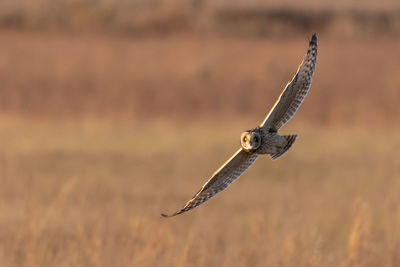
1, 0, 400, 37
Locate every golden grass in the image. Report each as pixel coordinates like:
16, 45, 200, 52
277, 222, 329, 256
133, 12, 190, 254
0, 117, 399, 266
0, 3, 399, 265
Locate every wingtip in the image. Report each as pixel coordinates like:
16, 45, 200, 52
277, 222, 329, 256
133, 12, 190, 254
161, 211, 181, 218
310, 33, 317, 45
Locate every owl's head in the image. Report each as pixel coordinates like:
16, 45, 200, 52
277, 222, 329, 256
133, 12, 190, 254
240, 130, 262, 152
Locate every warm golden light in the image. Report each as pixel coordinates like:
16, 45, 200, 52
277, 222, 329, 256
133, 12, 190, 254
0, 0, 398, 265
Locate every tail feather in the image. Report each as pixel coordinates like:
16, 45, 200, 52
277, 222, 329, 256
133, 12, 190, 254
270, 134, 298, 160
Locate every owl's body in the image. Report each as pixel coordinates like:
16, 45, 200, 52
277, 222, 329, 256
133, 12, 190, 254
241, 127, 297, 159
162, 34, 318, 218
255, 130, 286, 155
258, 133, 296, 156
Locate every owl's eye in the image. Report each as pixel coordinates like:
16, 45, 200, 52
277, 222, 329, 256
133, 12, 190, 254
253, 136, 258, 142
243, 136, 249, 142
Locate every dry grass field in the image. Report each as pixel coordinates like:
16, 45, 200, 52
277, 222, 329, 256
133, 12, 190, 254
0, 118, 399, 266
0, 1, 400, 266
0, 31, 399, 124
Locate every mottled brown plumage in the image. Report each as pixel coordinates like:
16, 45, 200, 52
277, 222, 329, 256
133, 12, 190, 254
162, 34, 318, 217
261, 34, 318, 131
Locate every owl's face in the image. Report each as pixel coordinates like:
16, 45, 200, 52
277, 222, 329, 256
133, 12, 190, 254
240, 131, 262, 152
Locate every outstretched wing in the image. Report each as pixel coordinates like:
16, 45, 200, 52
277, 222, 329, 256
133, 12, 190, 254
261, 33, 318, 132
162, 149, 258, 217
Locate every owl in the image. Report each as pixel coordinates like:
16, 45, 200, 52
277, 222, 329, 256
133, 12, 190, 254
162, 34, 318, 217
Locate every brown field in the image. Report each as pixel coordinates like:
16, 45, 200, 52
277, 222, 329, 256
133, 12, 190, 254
1, 1, 400, 266
0, 118, 399, 266
0, 31, 399, 125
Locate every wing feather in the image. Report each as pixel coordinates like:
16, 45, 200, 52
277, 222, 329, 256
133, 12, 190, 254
162, 149, 258, 217
261, 34, 318, 131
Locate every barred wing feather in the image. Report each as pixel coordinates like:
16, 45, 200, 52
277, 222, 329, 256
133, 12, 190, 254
162, 149, 258, 217
261, 34, 318, 132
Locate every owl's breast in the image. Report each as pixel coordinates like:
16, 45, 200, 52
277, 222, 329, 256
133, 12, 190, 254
256, 132, 285, 155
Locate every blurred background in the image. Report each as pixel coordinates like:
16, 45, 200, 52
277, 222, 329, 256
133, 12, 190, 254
0, 0, 399, 266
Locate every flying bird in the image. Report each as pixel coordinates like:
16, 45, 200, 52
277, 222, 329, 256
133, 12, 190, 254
162, 34, 318, 217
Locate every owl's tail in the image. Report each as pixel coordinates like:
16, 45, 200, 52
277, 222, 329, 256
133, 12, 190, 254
270, 134, 298, 160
